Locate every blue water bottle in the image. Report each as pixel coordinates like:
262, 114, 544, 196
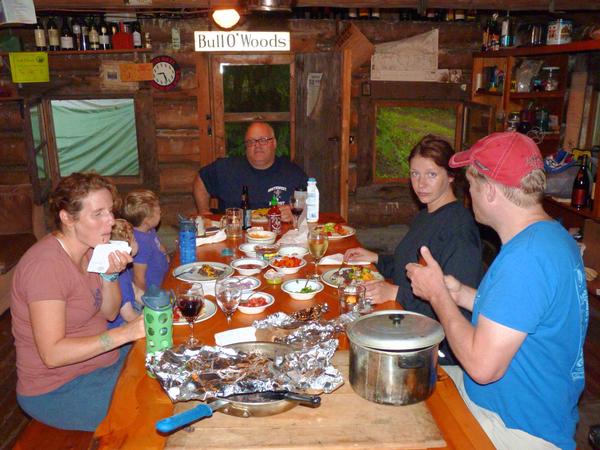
179, 218, 196, 265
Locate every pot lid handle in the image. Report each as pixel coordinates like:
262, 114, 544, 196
389, 314, 404, 326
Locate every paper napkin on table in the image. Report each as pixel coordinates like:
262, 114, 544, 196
278, 209, 309, 246
319, 253, 371, 266
87, 240, 132, 273
214, 326, 256, 347
196, 229, 226, 246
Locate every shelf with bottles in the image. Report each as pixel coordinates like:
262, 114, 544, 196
0, 49, 151, 57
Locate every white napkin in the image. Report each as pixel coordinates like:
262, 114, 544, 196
196, 229, 226, 246
277, 209, 309, 246
87, 240, 132, 273
214, 326, 256, 346
319, 253, 371, 266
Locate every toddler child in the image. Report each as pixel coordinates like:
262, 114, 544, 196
121, 189, 169, 292
108, 219, 142, 329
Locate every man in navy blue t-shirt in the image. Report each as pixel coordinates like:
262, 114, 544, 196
192, 121, 307, 221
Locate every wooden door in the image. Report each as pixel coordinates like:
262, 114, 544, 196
295, 52, 343, 215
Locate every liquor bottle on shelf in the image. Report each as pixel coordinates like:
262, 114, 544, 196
88, 20, 100, 50
144, 32, 152, 49
47, 16, 60, 51
59, 17, 74, 51
99, 16, 111, 50
455, 9, 466, 21
500, 11, 512, 47
358, 8, 370, 20
112, 22, 134, 49
78, 16, 90, 51
71, 17, 82, 50
572, 156, 591, 210
133, 21, 143, 48
34, 17, 47, 51
241, 185, 251, 230
348, 8, 357, 20
371, 8, 380, 20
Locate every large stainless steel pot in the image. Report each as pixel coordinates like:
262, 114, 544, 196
346, 310, 445, 406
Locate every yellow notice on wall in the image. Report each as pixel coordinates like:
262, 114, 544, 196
8, 52, 49, 83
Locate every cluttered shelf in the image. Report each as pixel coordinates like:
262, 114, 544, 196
474, 89, 503, 97
509, 91, 564, 100
473, 39, 600, 58
544, 197, 598, 229
0, 49, 151, 56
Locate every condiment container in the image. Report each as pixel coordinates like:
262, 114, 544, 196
547, 19, 572, 45
346, 310, 444, 405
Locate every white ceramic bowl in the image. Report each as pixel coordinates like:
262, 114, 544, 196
269, 256, 307, 275
238, 292, 275, 314
230, 258, 268, 276
278, 245, 309, 258
239, 242, 259, 258
246, 228, 277, 245
228, 276, 261, 296
281, 279, 324, 301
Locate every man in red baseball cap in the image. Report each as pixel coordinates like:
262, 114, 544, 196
406, 132, 588, 450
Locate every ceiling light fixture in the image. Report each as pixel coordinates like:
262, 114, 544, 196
212, 8, 241, 29
247, 0, 292, 12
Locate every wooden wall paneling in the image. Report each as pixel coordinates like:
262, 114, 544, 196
0, 134, 26, 165
0, 172, 30, 184
340, 48, 352, 220
0, 104, 23, 131
357, 95, 373, 187
159, 166, 199, 193
153, 98, 199, 129
564, 55, 589, 150
195, 53, 214, 169
209, 55, 226, 159
156, 130, 201, 163
134, 89, 160, 191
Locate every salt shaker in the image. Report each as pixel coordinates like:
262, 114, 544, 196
195, 216, 205, 237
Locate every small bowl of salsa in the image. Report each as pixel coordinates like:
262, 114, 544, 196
238, 292, 275, 314
230, 258, 268, 276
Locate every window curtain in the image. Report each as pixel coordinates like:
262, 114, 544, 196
51, 99, 139, 176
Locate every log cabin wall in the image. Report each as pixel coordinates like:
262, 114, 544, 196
1, 10, 599, 226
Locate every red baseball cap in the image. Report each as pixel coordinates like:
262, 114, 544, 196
449, 132, 544, 187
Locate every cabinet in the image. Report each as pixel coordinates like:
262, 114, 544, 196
471, 40, 600, 224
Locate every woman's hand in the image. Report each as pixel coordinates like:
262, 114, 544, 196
363, 280, 399, 304
343, 247, 378, 264
106, 250, 133, 275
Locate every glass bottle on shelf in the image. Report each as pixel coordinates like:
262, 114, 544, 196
34, 17, 47, 51
71, 17, 82, 50
47, 17, 60, 51
542, 66, 559, 91
500, 11, 512, 47
99, 16, 111, 50
79, 16, 90, 51
88, 20, 100, 50
133, 21, 143, 48
60, 17, 74, 51
572, 156, 591, 210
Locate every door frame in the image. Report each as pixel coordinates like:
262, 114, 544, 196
209, 53, 296, 160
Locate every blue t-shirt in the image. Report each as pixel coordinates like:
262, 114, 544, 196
465, 220, 588, 449
199, 156, 308, 211
108, 266, 136, 329
133, 228, 169, 290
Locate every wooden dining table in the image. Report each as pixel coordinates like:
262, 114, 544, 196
93, 214, 494, 449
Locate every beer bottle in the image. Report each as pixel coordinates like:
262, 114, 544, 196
571, 156, 590, 210
241, 185, 251, 230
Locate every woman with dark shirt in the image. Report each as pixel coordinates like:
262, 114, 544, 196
345, 135, 482, 365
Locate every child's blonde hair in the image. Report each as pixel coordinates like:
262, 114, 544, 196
121, 189, 160, 227
111, 219, 135, 245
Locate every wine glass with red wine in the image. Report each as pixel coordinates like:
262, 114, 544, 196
176, 285, 204, 346
289, 194, 304, 231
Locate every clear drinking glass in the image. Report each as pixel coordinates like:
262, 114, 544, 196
307, 228, 329, 278
215, 278, 241, 326
289, 194, 304, 231
176, 284, 204, 346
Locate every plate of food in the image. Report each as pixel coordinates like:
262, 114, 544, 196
321, 266, 383, 288
173, 298, 217, 325
173, 262, 234, 283
318, 222, 355, 240
251, 208, 269, 223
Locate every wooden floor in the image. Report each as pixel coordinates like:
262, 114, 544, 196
1, 301, 599, 450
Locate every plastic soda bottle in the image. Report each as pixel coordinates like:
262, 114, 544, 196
306, 178, 319, 223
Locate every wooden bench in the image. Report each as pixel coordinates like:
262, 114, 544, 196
13, 420, 92, 450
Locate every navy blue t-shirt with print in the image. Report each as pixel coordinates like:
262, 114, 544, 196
199, 156, 308, 212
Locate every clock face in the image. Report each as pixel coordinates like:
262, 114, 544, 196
151, 56, 181, 91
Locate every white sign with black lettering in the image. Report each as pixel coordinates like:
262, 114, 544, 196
194, 31, 290, 52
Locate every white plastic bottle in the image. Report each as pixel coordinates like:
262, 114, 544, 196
306, 178, 319, 223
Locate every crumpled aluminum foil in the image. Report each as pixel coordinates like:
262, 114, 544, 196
146, 307, 359, 403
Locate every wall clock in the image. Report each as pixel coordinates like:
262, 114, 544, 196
151, 55, 181, 91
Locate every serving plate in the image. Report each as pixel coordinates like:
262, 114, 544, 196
321, 267, 383, 288
173, 298, 217, 325
318, 224, 356, 240
173, 261, 234, 283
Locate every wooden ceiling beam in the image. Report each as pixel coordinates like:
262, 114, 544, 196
31, 0, 600, 11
